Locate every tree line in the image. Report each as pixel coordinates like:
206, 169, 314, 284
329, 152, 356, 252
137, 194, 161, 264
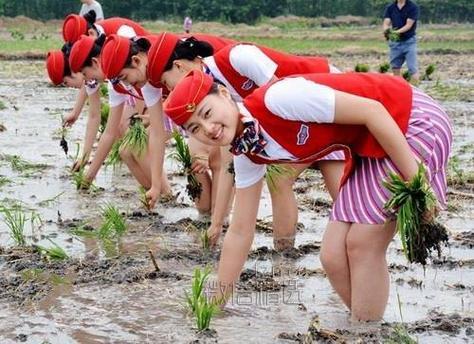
0, 0, 472, 24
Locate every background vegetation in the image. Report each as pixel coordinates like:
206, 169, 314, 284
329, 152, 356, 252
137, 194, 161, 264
0, 0, 472, 24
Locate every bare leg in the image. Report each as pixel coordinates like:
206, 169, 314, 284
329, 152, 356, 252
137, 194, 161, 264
318, 160, 345, 201
119, 146, 151, 188
346, 221, 397, 321
320, 220, 351, 308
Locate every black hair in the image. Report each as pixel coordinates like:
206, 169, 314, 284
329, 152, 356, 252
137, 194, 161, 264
81, 34, 106, 68
123, 38, 152, 68
164, 37, 214, 71
61, 42, 73, 76
83, 10, 99, 35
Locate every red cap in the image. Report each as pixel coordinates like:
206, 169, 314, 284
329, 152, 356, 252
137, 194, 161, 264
101, 34, 131, 80
147, 32, 180, 87
163, 70, 213, 126
46, 50, 66, 85
69, 35, 96, 73
62, 14, 88, 43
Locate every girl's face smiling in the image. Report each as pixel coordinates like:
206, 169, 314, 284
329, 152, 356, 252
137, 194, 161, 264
119, 54, 148, 88
183, 86, 240, 147
81, 57, 104, 82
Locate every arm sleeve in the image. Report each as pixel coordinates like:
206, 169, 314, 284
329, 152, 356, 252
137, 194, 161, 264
141, 82, 162, 107
407, 5, 419, 20
228, 44, 278, 87
93, 3, 104, 20
108, 82, 128, 108
234, 154, 266, 189
383, 5, 391, 19
264, 77, 336, 123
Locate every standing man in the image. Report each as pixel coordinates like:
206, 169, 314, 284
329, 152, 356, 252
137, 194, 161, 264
183, 16, 192, 34
383, 0, 420, 83
79, 0, 104, 21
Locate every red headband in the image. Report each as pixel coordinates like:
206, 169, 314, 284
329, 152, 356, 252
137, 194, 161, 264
62, 14, 88, 43
101, 34, 132, 80
46, 50, 66, 85
147, 32, 180, 88
69, 35, 96, 73
163, 70, 213, 126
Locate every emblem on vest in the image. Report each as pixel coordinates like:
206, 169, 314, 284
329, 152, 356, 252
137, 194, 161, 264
297, 124, 309, 145
241, 79, 255, 91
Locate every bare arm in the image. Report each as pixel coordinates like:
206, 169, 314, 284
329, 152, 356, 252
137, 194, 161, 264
85, 102, 124, 181
81, 91, 101, 160
333, 90, 418, 180
207, 147, 235, 246
64, 85, 88, 126
382, 17, 392, 32
216, 178, 263, 298
146, 100, 172, 208
395, 18, 416, 34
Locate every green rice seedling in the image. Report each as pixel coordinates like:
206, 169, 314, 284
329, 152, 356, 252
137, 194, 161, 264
422, 64, 436, 81
0, 176, 12, 188
99, 83, 109, 98
120, 116, 148, 157
194, 292, 220, 331
2, 154, 49, 174
35, 239, 69, 261
37, 192, 64, 207
170, 131, 202, 200
98, 203, 127, 239
1, 207, 27, 246
200, 230, 210, 251
379, 62, 390, 73
105, 138, 123, 167
0, 100, 6, 110
387, 29, 401, 42
71, 166, 98, 192
185, 266, 212, 313
383, 164, 448, 265
386, 325, 417, 344
99, 102, 109, 134
265, 164, 295, 193
354, 63, 370, 72
138, 186, 151, 211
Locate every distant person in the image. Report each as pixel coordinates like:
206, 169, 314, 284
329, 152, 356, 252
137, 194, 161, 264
80, 0, 104, 21
183, 16, 192, 33
383, 0, 420, 83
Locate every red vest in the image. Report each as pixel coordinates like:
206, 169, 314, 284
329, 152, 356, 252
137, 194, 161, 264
181, 33, 237, 53
243, 73, 413, 182
213, 43, 330, 98
113, 84, 144, 100
98, 18, 150, 37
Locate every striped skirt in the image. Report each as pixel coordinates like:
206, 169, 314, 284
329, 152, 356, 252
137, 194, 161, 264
330, 87, 453, 225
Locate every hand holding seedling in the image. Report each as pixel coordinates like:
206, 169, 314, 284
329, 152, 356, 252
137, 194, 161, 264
133, 113, 150, 127
191, 155, 209, 174
146, 186, 160, 209
206, 223, 223, 248
63, 111, 80, 127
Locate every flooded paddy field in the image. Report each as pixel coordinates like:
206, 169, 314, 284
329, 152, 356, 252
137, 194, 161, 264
0, 56, 473, 343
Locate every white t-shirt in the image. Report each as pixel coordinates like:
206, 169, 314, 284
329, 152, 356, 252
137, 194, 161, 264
204, 44, 278, 103
233, 77, 336, 189
79, 1, 104, 21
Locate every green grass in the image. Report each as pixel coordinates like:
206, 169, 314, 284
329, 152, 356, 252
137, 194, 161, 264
0, 38, 61, 54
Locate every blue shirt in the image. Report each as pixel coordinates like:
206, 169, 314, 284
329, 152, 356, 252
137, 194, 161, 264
384, 1, 419, 40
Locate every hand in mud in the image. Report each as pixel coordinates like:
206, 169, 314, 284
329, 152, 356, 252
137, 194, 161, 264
63, 111, 80, 127
207, 224, 223, 248
146, 186, 160, 209
191, 155, 209, 174
71, 157, 87, 172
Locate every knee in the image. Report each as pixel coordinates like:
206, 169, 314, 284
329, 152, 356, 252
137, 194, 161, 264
320, 245, 346, 275
346, 235, 383, 263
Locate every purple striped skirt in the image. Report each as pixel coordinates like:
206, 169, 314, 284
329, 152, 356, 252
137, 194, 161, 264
330, 87, 453, 225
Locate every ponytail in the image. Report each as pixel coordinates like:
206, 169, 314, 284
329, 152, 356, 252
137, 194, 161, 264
164, 37, 214, 71
61, 42, 73, 76
83, 10, 97, 25
123, 37, 152, 68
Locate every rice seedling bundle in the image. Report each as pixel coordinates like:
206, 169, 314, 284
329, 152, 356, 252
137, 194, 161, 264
383, 164, 448, 265
120, 117, 148, 157
170, 131, 202, 200
105, 138, 123, 167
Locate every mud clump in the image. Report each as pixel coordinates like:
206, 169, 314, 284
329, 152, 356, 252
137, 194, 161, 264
249, 242, 321, 260
451, 231, 474, 248
238, 268, 282, 292
158, 248, 219, 264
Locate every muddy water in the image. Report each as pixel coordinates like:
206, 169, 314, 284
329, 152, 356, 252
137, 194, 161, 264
0, 60, 473, 343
